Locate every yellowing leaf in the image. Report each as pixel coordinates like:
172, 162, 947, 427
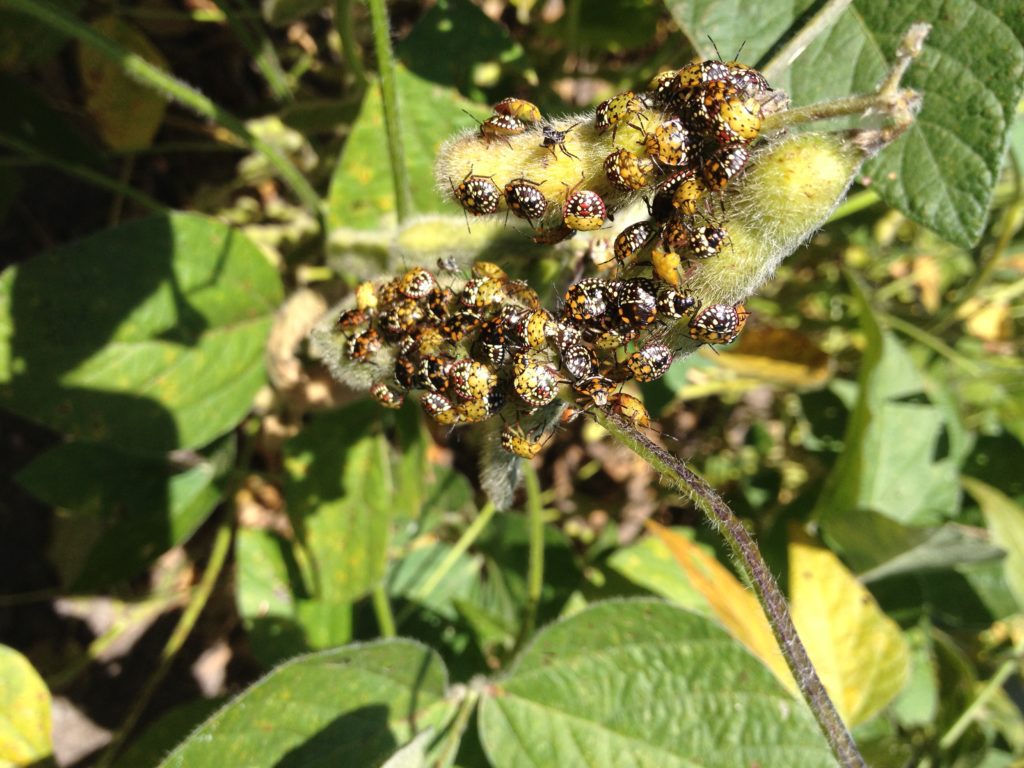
714, 325, 832, 388
789, 527, 910, 727
961, 300, 1012, 342
645, 520, 795, 691
77, 17, 167, 151
0, 645, 52, 766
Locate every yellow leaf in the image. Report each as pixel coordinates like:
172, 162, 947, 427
0, 645, 52, 766
77, 17, 168, 151
789, 526, 910, 727
645, 520, 796, 691
714, 325, 832, 388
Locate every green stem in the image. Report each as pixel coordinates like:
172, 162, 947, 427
335, 0, 368, 88
395, 502, 498, 627
599, 412, 866, 768
879, 311, 983, 376
365, 0, 411, 223
433, 685, 481, 766
0, 134, 166, 213
213, 0, 293, 102
5, 0, 323, 226
95, 515, 234, 768
372, 584, 397, 637
827, 189, 881, 222
761, 88, 918, 134
939, 646, 1023, 750
514, 465, 545, 653
759, 0, 853, 81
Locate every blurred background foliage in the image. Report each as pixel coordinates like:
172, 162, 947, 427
0, 0, 1022, 766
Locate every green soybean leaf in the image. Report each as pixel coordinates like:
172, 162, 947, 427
963, 477, 1024, 609
663, 0, 817, 65
666, 0, 1024, 247
234, 526, 309, 668
0, 645, 53, 768
789, 1, 1023, 248
160, 640, 455, 768
823, 509, 1003, 583
327, 66, 488, 230
112, 698, 223, 768
479, 600, 836, 768
606, 528, 710, 611
816, 279, 963, 531
0, 213, 282, 454
396, 0, 526, 95
16, 437, 233, 591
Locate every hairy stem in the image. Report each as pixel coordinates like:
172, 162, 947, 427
599, 412, 866, 768
6, 0, 324, 226
366, 0, 411, 223
335, 0, 368, 88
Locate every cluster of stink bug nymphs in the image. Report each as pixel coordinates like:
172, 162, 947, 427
330, 253, 752, 462
434, 59, 786, 353
318, 56, 827, 502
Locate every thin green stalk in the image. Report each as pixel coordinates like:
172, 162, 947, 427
95, 515, 234, 768
47, 595, 177, 690
434, 685, 481, 765
598, 411, 866, 768
5, 0, 323, 226
395, 502, 498, 626
366, 0, 411, 222
759, 0, 854, 81
335, 0, 368, 88
828, 189, 881, 222
939, 645, 1024, 750
213, 0, 293, 102
372, 584, 397, 637
514, 465, 545, 653
879, 311, 983, 376
0, 134, 166, 213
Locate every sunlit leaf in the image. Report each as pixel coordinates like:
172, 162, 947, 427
327, 67, 488, 230
816, 278, 963, 530
716, 325, 832, 387
645, 520, 794, 689
606, 527, 711, 611
665, 0, 1024, 247
479, 600, 835, 768
0, 213, 282, 454
0, 645, 52, 767
964, 477, 1024, 610
161, 640, 456, 767
788, 528, 911, 727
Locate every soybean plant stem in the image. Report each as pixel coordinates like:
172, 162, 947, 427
514, 465, 546, 654
599, 412, 866, 768
335, 0, 368, 88
366, 0, 412, 223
